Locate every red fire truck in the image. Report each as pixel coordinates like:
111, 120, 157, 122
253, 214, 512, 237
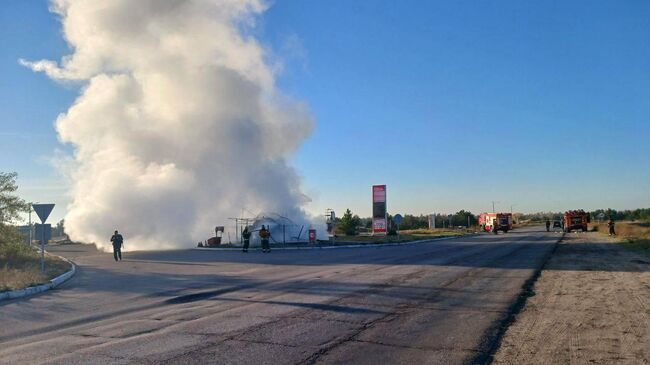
563, 210, 590, 232
478, 213, 513, 234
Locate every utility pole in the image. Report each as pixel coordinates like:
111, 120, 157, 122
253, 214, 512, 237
492, 201, 500, 213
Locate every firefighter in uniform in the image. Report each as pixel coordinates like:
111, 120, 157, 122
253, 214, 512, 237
607, 218, 616, 236
259, 225, 271, 253
242, 226, 251, 253
110, 230, 124, 261
545, 219, 551, 232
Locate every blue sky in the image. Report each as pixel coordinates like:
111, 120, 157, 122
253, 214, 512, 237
1, 0, 649, 223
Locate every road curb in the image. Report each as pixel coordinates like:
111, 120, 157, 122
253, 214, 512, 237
192, 234, 477, 251
0, 252, 76, 302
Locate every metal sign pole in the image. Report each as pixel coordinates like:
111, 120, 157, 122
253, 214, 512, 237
397, 223, 399, 242
40, 224, 45, 272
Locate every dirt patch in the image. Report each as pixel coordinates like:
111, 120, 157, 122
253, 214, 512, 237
493, 232, 650, 364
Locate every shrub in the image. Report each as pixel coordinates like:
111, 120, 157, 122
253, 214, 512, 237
0, 224, 23, 245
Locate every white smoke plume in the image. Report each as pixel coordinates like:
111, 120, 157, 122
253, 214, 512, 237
22, 0, 314, 250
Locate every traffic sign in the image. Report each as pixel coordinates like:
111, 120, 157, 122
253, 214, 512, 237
32, 203, 55, 273
393, 214, 403, 225
35, 224, 52, 244
33, 204, 55, 223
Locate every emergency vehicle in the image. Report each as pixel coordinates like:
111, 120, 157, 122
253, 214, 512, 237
478, 213, 513, 233
563, 210, 590, 232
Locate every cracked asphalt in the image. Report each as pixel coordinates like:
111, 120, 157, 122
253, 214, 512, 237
0, 226, 559, 364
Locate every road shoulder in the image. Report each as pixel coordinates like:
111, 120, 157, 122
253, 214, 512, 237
493, 232, 650, 364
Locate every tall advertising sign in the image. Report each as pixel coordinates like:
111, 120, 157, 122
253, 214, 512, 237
372, 185, 387, 235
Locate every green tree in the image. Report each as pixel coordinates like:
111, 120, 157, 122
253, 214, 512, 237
336, 208, 361, 235
398, 215, 429, 230
451, 210, 476, 227
0, 172, 28, 244
54, 219, 66, 237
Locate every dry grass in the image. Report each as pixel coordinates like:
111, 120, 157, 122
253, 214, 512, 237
592, 221, 650, 257
0, 243, 70, 292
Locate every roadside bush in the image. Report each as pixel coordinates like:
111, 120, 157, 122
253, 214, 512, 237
0, 224, 23, 245
0, 242, 38, 268
0, 242, 43, 292
0, 241, 70, 292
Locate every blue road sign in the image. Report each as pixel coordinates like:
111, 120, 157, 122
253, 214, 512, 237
33, 204, 55, 223
393, 214, 403, 225
35, 224, 52, 244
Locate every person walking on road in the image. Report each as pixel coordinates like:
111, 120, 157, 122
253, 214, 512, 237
608, 218, 616, 236
545, 219, 551, 232
259, 225, 271, 253
242, 226, 251, 253
110, 230, 124, 261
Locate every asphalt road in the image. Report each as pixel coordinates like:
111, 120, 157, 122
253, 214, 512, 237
0, 226, 559, 364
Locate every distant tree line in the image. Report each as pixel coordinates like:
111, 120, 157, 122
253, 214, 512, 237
589, 208, 650, 221
334, 209, 479, 235
336, 206, 650, 236
518, 208, 650, 222
517, 212, 563, 222
384, 211, 477, 230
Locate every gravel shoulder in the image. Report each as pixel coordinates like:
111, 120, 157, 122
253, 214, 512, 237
493, 232, 650, 364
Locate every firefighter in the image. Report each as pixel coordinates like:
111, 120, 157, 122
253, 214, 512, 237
492, 221, 498, 235
607, 218, 616, 236
242, 226, 251, 253
110, 230, 124, 261
259, 225, 271, 253
545, 219, 551, 232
